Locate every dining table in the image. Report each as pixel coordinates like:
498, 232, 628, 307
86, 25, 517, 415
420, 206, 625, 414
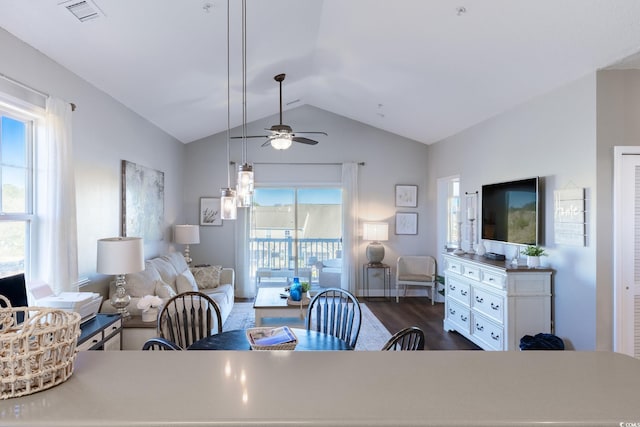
187, 327, 352, 351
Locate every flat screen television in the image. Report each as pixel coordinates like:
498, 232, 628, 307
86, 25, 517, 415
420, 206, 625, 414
481, 177, 539, 246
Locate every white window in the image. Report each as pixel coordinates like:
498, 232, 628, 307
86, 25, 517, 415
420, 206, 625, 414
0, 109, 34, 279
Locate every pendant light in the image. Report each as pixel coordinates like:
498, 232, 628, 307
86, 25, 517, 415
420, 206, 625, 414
220, 0, 237, 220
236, 0, 254, 207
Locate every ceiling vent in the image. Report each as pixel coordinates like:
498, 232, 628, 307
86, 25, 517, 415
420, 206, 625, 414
60, 0, 105, 22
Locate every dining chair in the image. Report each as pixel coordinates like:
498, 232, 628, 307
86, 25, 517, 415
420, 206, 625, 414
142, 336, 182, 351
381, 326, 425, 351
157, 291, 223, 349
395, 255, 437, 304
306, 288, 361, 348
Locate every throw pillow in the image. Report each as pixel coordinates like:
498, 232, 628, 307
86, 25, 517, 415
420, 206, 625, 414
176, 269, 199, 293
120, 263, 161, 298
155, 280, 177, 299
162, 252, 189, 274
190, 265, 222, 289
149, 258, 179, 290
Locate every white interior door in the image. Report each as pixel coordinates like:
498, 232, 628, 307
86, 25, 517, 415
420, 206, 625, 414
614, 147, 640, 358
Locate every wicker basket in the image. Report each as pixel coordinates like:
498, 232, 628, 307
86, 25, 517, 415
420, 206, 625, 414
246, 326, 297, 351
0, 295, 81, 399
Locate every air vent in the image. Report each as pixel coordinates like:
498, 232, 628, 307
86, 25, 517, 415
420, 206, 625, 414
60, 0, 104, 22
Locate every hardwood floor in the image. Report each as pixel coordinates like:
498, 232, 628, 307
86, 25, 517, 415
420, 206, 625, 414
364, 296, 482, 350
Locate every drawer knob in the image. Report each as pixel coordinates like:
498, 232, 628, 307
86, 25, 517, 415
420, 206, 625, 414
488, 277, 494, 282
491, 302, 500, 310
460, 289, 468, 296
468, 271, 474, 275
449, 285, 456, 291
491, 332, 500, 341
449, 308, 456, 315
475, 296, 484, 303
460, 315, 467, 322
475, 323, 484, 331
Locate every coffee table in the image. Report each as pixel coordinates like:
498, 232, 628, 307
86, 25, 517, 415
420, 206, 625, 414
253, 287, 308, 326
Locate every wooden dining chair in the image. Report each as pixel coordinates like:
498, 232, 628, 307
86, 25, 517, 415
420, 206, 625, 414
157, 291, 223, 349
142, 337, 182, 350
306, 288, 361, 348
381, 326, 425, 351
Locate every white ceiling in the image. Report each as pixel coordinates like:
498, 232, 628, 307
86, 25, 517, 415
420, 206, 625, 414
2, 0, 640, 145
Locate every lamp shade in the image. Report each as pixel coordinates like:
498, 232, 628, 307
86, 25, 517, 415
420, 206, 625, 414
270, 135, 293, 150
174, 225, 200, 244
97, 237, 144, 275
363, 222, 389, 242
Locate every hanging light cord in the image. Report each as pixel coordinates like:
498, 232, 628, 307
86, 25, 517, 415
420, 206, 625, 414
241, 0, 247, 163
226, 0, 231, 188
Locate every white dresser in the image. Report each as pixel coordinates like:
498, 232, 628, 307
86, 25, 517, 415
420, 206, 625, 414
442, 253, 552, 351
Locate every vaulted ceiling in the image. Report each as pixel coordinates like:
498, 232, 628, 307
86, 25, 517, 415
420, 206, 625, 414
2, 0, 640, 144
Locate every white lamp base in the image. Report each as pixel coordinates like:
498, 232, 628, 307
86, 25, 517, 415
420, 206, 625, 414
366, 242, 385, 265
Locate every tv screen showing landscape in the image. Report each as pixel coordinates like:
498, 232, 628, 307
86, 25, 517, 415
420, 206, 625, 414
481, 178, 538, 245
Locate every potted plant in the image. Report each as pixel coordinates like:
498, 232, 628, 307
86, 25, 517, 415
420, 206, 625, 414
520, 246, 547, 268
137, 295, 163, 322
434, 275, 445, 303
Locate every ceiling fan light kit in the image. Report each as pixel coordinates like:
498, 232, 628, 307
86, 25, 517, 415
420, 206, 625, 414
270, 135, 293, 150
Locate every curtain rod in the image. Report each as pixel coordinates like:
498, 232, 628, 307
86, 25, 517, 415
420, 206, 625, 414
230, 161, 365, 166
0, 72, 76, 111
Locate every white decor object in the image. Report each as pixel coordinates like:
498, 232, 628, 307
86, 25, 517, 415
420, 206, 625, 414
174, 225, 200, 264
363, 222, 389, 265
442, 253, 551, 351
527, 256, 540, 268
97, 237, 144, 318
137, 295, 163, 322
476, 239, 486, 256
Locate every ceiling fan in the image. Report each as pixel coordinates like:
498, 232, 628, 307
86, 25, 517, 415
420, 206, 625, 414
232, 73, 327, 150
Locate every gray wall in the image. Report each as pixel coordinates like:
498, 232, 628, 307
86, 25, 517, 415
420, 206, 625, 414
184, 105, 430, 296
0, 28, 186, 294
426, 74, 599, 350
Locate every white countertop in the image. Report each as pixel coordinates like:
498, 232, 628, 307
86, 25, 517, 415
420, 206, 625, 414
2, 350, 640, 426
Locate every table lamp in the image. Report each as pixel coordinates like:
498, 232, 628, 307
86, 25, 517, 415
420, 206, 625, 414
97, 237, 144, 318
363, 222, 389, 266
174, 224, 200, 264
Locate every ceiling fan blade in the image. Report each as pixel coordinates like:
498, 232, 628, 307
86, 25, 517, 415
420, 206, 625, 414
261, 139, 273, 147
230, 135, 269, 139
292, 136, 319, 145
293, 131, 328, 136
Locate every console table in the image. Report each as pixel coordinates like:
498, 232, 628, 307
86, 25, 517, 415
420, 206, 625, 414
77, 313, 122, 351
442, 253, 552, 351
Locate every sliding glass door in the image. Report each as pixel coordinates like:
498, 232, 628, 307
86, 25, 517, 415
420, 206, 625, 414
251, 187, 342, 289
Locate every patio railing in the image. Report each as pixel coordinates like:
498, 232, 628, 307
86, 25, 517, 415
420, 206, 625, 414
250, 237, 342, 271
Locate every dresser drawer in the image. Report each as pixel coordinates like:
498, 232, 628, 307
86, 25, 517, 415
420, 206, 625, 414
481, 270, 506, 290
446, 277, 470, 306
472, 287, 504, 324
462, 264, 481, 282
471, 314, 503, 351
446, 300, 471, 334
445, 260, 463, 276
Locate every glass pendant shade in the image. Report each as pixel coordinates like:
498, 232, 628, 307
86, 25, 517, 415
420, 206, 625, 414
220, 188, 237, 220
236, 163, 254, 207
270, 135, 293, 150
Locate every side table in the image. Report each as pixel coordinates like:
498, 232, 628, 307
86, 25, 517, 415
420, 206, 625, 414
363, 263, 391, 299
78, 313, 122, 351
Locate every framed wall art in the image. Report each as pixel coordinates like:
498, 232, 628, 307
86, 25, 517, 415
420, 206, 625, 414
395, 184, 418, 207
396, 212, 418, 235
121, 160, 164, 241
200, 197, 222, 226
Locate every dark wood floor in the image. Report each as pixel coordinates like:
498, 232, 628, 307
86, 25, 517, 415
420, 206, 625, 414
364, 296, 482, 350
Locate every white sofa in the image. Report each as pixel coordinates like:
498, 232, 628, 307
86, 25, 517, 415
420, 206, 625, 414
100, 252, 235, 349
318, 258, 342, 288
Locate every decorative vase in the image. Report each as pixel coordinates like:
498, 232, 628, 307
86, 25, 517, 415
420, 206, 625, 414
476, 240, 486, 256
527, 256, 540, 269
142, 308, 158, 322
290, 277, 302, 301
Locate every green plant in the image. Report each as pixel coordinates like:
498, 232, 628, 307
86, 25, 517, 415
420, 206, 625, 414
301, 281, 310, 293
436, 275, 446, 296
521, 246, 547, 257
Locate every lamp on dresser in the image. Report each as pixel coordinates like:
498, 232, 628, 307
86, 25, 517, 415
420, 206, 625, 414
363, 222, 389, 266
97, 237, 144, 318
174, 224, 200, 264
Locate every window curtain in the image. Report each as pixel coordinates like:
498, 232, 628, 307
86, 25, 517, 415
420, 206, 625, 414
341, 162, 359, 293
37, 97, 78, 294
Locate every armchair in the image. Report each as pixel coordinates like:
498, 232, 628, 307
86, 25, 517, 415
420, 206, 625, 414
395, 256, 437, 304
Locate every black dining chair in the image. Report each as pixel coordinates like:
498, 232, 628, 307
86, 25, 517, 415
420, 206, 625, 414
142, 337, 182, 351
382, 326, 425, 351
306, 288, 361, 348
157, 291, 223, 349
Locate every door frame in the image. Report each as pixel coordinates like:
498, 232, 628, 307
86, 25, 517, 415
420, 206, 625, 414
613, 146, 640, 356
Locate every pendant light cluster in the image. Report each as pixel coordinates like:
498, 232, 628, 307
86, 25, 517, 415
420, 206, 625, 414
220, 0, 253, 219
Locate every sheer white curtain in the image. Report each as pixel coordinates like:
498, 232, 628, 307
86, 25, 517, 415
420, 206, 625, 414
36, 97, 78, 293
341, 162, 359, 293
